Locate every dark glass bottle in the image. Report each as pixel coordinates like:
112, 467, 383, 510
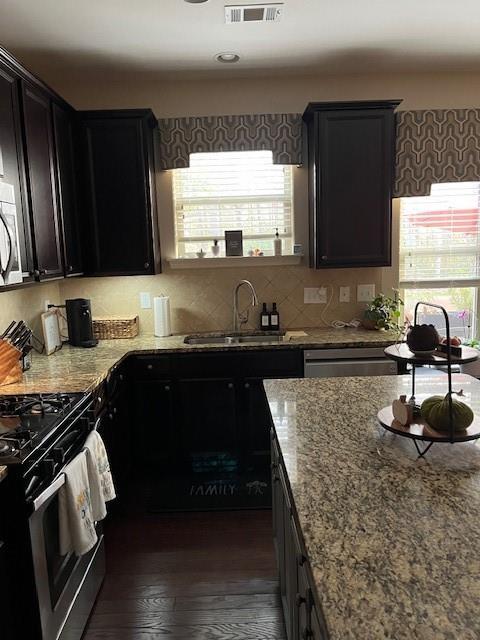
260, 303, 270, 331
270, 302, 280, 330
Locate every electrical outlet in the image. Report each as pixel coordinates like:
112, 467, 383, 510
304, 287, 327, 304
339, 286, 350, 303
139, 292, 151, 309
357, 284, 375, 302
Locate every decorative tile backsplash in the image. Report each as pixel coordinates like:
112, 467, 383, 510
59, 265, 384, 335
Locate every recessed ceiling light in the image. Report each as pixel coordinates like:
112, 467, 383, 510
215, 52, 240, 63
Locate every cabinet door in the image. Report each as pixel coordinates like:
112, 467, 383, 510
81, 116, 157, 276
177, 378, 238, 470
22, 83, 63, 279
310, 603, 328, 640
244, 378, 273, 470
305, 101, 398, 269
0, 541, 13, 639
316, 108, 394, 267
52, 102, 83, 276
133, 379, 175, 468
0, 63, 32, 279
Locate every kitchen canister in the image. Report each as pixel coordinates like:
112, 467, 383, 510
153, 295, 172, 337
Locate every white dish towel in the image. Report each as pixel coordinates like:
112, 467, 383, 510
59, 451, 98, 557
84, 430, 116, 521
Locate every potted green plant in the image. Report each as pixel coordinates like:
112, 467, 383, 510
362, 292, 403, 331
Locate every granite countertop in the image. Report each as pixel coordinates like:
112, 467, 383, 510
264, 374, 480, 640
0, 327, 398, 396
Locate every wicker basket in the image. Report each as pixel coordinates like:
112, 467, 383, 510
92, 316, 139, 340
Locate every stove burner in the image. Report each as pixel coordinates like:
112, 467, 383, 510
0, 439, 18, 457
29, 402, 60, 416
0, 394, 72, 418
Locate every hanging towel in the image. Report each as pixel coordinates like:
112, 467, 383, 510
59, 451, 98, 556
84, 430, 116, 521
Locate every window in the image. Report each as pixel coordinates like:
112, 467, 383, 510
172, 150, 293, 257
399, 182, 480, 339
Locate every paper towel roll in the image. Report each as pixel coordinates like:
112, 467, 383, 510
154, 296, 171, 337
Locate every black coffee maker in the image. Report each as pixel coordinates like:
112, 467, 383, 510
65, 299, 98, 348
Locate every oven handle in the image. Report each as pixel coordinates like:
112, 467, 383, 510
32, 473, 66, 512
0, 206, 14, 283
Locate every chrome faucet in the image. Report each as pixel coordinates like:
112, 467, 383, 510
233, 280, 258, 332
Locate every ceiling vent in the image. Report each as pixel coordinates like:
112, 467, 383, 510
225, 4, 283, 23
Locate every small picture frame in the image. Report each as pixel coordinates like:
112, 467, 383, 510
225, 230, 243, 256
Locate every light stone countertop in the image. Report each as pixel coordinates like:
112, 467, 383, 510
0, 327, 398, 396
264, 374, 480, 640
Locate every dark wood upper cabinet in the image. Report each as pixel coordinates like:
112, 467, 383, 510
0, 61, 33, 281
303, 100, 401, 269
21, 83, 63, 280
79, 109, 161, 276
52, 102, 83, 277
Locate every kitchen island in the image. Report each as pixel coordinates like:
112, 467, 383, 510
265, 374, 480, 640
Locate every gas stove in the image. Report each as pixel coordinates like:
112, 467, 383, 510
0, 392, 85, 464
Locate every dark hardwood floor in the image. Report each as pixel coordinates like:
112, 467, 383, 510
83, 510, 285, 640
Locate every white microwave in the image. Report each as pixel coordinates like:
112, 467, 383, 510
0, 181, 22, 286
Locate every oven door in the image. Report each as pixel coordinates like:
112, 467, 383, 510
0, 182, 22, 286
29, 472, 105, 640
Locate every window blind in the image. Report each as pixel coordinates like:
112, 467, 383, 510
399, 182, 480, 288
172, 150, 293, 257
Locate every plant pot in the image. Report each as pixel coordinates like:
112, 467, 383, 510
362, 318, 381, 331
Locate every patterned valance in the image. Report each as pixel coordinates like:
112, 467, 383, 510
157, 113, 302, 169
394, 109, 480, 197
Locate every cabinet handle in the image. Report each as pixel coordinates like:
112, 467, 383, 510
227, 383, 234, 389
144, 262, 150, 269
113, 407, 118, 414
321, 255, 328, 261
119, 374, 124, 381
147, 364, 153, 370
298, 553, 307, 566
29, 269, 40, 278
296, 593, 306, 608
164, 385, 170, 391
68, 265, 73, 272
244, 382, 250, 389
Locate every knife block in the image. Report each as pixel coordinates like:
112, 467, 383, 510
0, 339, 23, 386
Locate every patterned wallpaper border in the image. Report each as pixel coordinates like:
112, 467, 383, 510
157, 113, 302, 168
158, 109, 480, 197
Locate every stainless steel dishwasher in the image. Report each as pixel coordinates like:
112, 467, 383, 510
304, 347, 398, 377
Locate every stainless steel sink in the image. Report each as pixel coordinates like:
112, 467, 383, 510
184, 332, 286, 345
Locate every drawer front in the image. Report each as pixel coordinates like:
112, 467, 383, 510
239, 349, 303, 378
132, 355, 172, 379
173, 352, 240, 378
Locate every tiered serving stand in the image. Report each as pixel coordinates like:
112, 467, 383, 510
378, 302, 480, 457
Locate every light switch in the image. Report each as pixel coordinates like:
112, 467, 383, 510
357, 284, 375, 302
139, 292, 151, 309
339, 287, 350, 303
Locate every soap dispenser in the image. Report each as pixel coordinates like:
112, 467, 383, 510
260, 303, 270, 331
273, 228, 282, 256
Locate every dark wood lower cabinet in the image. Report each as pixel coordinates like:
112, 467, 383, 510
124, 349, 303, 511
272, 431, 329, 640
